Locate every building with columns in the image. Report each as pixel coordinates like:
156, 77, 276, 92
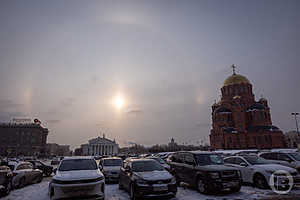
209, 65, 286, 150
81, 134, 118, 156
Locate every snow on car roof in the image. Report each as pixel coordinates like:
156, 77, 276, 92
62, 156, 95, 160
102, 157, 122, 160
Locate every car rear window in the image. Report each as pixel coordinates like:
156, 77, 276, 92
103, 159, 122, 166
132, 160, 164, 172
59, 159, 98, 171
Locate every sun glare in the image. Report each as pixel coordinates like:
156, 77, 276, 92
113, 95, 125, 110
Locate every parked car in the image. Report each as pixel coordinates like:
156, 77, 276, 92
28, 160, 53, 177
119, 158, 177, 199
99, 157, 122, 183
8, 161, 43, 188
146, 156, 170, 171
0, 165, 13, 196
168, 151, 242, 194
51, 158, 60, 166
49, 157, 105, 200
259, 152, 300, 173
224, 155, 300, 189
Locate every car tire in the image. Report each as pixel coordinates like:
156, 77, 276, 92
37, 175, 43, 183
5, 181, 11, 195
230, 184, 241, 193
18, 177, 26, 188
119, 181, 124, 190
45, 171, 52, 177
197, 178, 209, 194
130, 184, 138, 200
254, 174, 269, 189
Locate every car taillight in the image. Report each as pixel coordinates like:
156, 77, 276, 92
13, 172, 18, 176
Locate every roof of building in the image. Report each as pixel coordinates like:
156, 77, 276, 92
223, 74, 250, 87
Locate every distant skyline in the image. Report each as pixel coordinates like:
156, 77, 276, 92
0, 1, 299, 149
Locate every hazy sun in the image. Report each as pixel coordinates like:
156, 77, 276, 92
113, 95, 125, 109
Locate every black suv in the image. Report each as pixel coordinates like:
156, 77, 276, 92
28, 160, 53, 177
119, 158, 177, 200
168, 151, 242, 194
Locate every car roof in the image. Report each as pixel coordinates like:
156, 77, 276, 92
126, 158, 155, 163
102, 157, 122, 160
174, 151, 215, 155
62, 156, 95, 160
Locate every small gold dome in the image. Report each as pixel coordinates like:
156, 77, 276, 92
223, 74, 250, 87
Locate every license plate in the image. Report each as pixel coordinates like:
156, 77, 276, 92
153, 185, 168, 191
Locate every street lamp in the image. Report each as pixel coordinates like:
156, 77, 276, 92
291, 112, 299, 134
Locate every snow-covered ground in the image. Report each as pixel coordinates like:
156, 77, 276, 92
2, 177, 300, 200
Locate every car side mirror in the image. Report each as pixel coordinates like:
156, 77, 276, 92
240, 162, 247, 167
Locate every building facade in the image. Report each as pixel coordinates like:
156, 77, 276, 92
210, 68, 285, 150
46, 143, 71, 156
0, 121, 48, 156
81, 135, 118, 156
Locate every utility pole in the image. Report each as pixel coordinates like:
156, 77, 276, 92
291, 112, 299, 134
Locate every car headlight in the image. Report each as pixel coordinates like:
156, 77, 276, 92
210, 172, 220, 179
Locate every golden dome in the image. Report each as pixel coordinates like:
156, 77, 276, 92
223, 74, 250, 87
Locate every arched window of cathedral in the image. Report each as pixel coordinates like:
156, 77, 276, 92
229, 87, 232, 95
264, 112, 267, 119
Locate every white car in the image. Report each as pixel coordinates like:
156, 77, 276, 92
224, 155, 300, 189
8, 161, 43, 188
49, 157, 105, 200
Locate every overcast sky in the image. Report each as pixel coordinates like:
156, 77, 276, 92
0, 0, 299, 149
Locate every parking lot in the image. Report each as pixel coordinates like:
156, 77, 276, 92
2, 176, 300, 200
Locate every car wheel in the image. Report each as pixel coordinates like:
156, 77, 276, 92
130, 184, 137, 200
18, 177, 26, 188
37, 175, 43, 183
254, 174, 269, 189
5, 181, 11, 195
230, 184, 241, 193
45, 171, 52, 177
197, 178, 209, 194
119, 181, 124, 190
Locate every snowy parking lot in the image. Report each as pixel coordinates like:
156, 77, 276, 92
2, 177, 300, 200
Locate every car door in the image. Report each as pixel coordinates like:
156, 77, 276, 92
234, 157, 253, 183
182, 153, 197, 185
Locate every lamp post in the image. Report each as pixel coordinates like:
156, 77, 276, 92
291, 112, 299, 134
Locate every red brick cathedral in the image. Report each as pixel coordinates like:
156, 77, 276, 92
210, 65, 285, 150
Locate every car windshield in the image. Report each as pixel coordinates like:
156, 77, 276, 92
103, 159, 122, 166
243, 156, 269, 165
194, 154, 224, 165
132, 160, 164, 172
59, 159, 98, 171
290, 153, 300, 161
150, 157, 166, 164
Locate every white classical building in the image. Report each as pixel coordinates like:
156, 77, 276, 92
81, 134, 119, 156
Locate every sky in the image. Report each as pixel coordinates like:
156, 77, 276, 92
0, 0, 299, 149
